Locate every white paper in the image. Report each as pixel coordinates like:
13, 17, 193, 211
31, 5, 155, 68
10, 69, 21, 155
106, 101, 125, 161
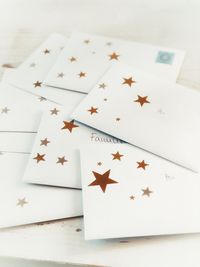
80, 144, 200, 240
0, 152, 82, 228
44, 32, 185, 93
72, 64, 200, 172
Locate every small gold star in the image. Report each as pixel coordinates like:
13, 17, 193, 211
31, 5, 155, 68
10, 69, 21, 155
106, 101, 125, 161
50, 108, 59, 115
57, 72, 64, 78
61, 120, 79, 133
44, 49, 50, 54
40, 138, 50, 146
122, 77, 136, 87
99, 83, 107, 89
69, 56, 77, 62
130, 195, 135, 200
88, 106, 98, 115
38, 96, 47, 102
57, 156, 68, 165
1, 107, 10, 114
97, 162, 102, 166
142, 187, 153, 197
137, 160, 149, 170
112, 151, 124, 161
108, 52, 120, 60
33, 81, 42, 88
17, 198, 28, 207
33, 153, 45, 163
78, 71, 86, 78
134, 95, 150, 107
84, 39, 90, 44
29, 62, 36, 68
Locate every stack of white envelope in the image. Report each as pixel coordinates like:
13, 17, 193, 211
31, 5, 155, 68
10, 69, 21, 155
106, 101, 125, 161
2, 31, 200, 242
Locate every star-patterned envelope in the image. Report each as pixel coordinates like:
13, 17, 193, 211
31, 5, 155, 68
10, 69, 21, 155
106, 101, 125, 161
80, 144, 200, 240
7, 35, 84, 106
0, 152, 82, 228
0, 82, 64, 132
72, 64, 200, 172
44, 32, 185, 93
23, 108, 122, 188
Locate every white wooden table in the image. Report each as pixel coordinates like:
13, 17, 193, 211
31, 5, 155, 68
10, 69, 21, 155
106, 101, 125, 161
1, 0, 200, 266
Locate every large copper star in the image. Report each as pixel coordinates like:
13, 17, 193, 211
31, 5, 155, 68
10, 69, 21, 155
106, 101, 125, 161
57, 156, 68, 165
134, 95, 150, 106
137, 160, 149, 170
108, 52, 120, 60
88, 106, 98, 115
40, 138, 50, 146
33, 153, 45, 163
142, 187, 153, 197
122, 77, 136, 87
61, 120, 79, 133
88, 169, 118, 193
33, 81, 42, 88
112, 151, 124, 160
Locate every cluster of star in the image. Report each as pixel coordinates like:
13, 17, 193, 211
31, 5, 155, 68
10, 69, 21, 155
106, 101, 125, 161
33, 152, 68, 165
87, 76, 150, 118
88, 151, 153, 200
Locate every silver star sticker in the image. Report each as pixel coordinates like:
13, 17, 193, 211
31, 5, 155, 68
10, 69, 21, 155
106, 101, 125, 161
1, 107, 10, 114
17, 197, 28, 207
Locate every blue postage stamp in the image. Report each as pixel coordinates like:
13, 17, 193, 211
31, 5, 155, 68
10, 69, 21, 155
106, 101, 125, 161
155, 51, 175, 65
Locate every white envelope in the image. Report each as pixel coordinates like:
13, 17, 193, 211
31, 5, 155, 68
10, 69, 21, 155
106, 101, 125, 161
6, 35, 84, 106
0, 132, 36, 153
80, 144, 200, 240
72, 64, 200, 172
23, 108, 122, 188
0, 152, 82, 228
44, 32, 185, 93
0, 82, 63, 132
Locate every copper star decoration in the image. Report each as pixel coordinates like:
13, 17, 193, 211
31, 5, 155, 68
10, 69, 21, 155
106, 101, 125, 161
137, 160, 149, 170
142, 187, 153, 197
57, 72, 64, 78
44, 49, 50, 54
108, 52, 120, 60
33, 81, 42, 88
1, 107, 10, 114
40, 138, 50, 146
17, 197, 28, 207
33, 153, 45, 163
50, 108, 59, 115
130, 195, 135, 200
78, 71, 86, 78
57, 156, 68, 165
69, 56, 77, 62
106, 42, 112, 46
134, 95, 150, 106
97, 162, 102, 166
116, 117, 121, 121
61, 120, 79, 133
84, 39, 90, 44
122, 77, 136, 87
88, 106, 98, 115
99, 83, 107, 89
88, 169, 118, 193
112, 151, 124, 161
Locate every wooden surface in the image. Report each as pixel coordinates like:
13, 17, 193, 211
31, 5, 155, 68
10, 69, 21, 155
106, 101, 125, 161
1, 0, 200, 266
